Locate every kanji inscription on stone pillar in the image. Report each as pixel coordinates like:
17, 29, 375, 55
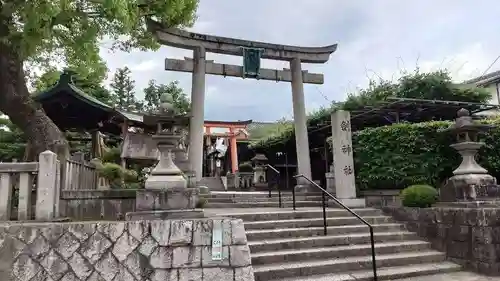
331, 110, 356, 199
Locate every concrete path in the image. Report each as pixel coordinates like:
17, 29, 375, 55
394, 272, 500, 280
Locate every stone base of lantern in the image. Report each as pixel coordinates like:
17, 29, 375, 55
135, 186, 200, 211
440, 173, 497, 202
145, 174, 187, 190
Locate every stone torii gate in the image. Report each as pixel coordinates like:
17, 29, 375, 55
147, 19, 337, 186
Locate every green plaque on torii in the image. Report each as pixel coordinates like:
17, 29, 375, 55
242, 47, 263, 78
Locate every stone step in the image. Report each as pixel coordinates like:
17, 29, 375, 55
251, 240, 431, 265
244, 216, 393, 230
248, 231, 419, 253
270, 262, 462, 281
246, 223, 405, 241
204, 201, 342, 208
201, 196, 325, 203
225, 208, 384, 221
252, 251, 447, 281
205, 191, 322, 198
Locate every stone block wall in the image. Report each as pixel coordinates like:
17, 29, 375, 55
0, 218, 254, 281
60, 189, 136, 220
383, 206, 500, 275
360, 190, 401, 207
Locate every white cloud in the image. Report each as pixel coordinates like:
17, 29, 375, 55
100, 0, 500, 121
129, 60, 160, 72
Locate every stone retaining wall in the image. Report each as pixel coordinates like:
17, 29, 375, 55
60, 189, 136, 220
0, 218, 254, 281
360, 189, 402, 207
383, 206, 500, 276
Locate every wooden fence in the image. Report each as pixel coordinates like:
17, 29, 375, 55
63, 159, 99, 190
0, 150, 61, 221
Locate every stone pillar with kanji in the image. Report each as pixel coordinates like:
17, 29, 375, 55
331, 110, 357, 199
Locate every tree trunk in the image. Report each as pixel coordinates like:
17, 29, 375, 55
0, 47, 69, 161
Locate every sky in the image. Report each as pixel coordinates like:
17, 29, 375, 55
100, 0, 500, 122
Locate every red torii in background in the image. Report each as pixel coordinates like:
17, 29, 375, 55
203, 120, 252, 173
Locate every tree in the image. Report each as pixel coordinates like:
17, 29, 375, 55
110, 67, 143, 111
143, 79, 190, 113
0, 0, 198, 157
0, 117, 25, 161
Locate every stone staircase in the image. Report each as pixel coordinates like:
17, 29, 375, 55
198, 176, 226, 191
205, 192, 463, 281
201, 191, 343, 208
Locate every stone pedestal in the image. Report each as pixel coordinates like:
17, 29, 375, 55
145, 134, 187, 190
440, 142, 497, 202
136, 187, 199, 211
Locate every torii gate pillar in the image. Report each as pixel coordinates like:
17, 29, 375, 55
290, 58, 312, 186
189, 46, 206, 182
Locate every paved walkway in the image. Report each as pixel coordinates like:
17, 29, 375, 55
394, 272, 500, 280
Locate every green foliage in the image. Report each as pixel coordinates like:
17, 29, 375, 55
123, 169, 139, 184
143, 80, 190, 114
401, 185, 438, 208
251, 70, 491, 150
110, 67, 143, 111
0, 117, 25, 161
97, 162, 139, 188
5, 0, 198, 81
238, 162, 253, 173
101, 146, 121, 164
98, 163, 123, 185
350, 121, 457, 189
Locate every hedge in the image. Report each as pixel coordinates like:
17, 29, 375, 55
329, 118, 500, 190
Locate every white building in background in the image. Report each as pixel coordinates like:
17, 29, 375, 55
464, 71, 500, 116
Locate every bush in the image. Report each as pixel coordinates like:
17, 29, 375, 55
401, 185, 438, 208
97, 162, 141, 188
101, 147, 121, 164
351, 121, 458, 189
98, 163, 123, 185
238, 162, 253, 173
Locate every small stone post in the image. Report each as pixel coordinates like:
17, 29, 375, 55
0, 173, 13, 220
36, 150, 60, 221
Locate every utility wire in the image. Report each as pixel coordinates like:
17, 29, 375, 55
477, 55, 500, 81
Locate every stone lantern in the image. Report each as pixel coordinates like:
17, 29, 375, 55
129, 93, 201, 219
251, 154, 268, 185
440, 108, 497, 202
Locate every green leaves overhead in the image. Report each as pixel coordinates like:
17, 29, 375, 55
4, 0, 198, 81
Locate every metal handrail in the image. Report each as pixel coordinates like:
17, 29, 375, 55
294, 174, 378, 281
266, 164, 282, 207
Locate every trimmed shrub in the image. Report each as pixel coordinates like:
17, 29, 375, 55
351, 121, 458, 190
238, 162, 253, 173
401, 184, 438, 208
98, 163, 123, 184
97, 162, 141, 188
